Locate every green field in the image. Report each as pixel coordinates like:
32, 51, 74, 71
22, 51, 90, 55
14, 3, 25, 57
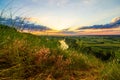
0, 24, 120, 80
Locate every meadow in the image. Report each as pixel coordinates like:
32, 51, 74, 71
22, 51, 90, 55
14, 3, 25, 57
0, 24, 120, 80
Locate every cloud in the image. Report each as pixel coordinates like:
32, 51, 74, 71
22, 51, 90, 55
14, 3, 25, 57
0, 16, 51, 31
74, 27, 120, 35
75, 17, 120, 35
30, 0, 69, 6
60, 31, 77, 34
111, 17, 120, 23
31, 0, 39, 2
80, 0, 98, 5
78, 17, 120, 30
82, 0, 93, 4
30, 0, 95, 5
49, 0, 69, 7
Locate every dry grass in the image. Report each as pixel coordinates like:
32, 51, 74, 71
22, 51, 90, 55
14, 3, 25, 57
0, 25, 119, 80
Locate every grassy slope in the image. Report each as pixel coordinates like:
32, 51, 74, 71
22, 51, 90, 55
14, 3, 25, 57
0, 24, 120, 80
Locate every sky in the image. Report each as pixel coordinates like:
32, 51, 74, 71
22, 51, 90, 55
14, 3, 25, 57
0, 0, 120, 35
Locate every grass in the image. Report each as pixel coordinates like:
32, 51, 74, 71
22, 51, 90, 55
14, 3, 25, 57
0, 24, 120, 80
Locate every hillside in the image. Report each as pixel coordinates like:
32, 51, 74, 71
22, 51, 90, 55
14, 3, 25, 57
0, 24, 120, 80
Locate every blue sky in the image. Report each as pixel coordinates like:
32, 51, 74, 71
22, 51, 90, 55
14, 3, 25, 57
0, 0, 120, 30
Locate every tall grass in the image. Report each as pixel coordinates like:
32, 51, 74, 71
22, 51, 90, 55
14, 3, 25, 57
0, 24, 120, 80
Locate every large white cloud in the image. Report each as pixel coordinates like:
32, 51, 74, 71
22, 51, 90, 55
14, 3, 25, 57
111, 17, 120, 23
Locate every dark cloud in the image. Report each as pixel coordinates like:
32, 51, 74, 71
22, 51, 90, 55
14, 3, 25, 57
60, 31, 76, 34
77, 17, 120, 30
0, 16, 52, 31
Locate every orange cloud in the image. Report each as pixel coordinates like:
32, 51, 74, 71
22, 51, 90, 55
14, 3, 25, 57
76, 27, 120, 35
21, 27, 120, 36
